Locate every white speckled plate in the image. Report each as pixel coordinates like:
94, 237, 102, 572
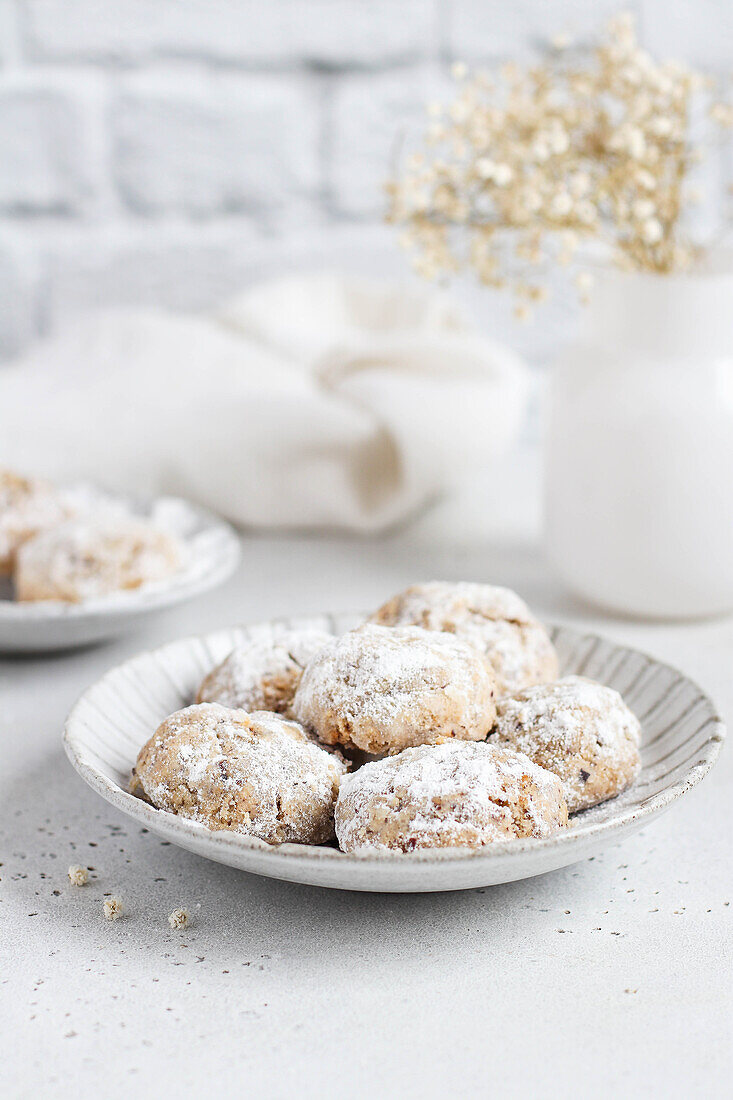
0, 496, 241, 653
63, 615, 725, 892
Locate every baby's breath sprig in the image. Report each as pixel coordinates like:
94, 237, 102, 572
386, 12, 732, 318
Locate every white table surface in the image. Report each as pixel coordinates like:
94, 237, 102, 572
2, 450, 731, 1099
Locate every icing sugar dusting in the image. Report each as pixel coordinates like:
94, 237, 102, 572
335, 740, 568, 853
197, 628, 333, 713
492, 676, 641, 813
370, 580, 558, 695
0, 469, 71, 570
134, 703, 347, 845
293, 623, 497, 754
372, 580, 535, 630
15, 514, 185, 602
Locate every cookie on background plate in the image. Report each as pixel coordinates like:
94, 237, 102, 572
15, 515, 184, 602
0, 468, 72, 576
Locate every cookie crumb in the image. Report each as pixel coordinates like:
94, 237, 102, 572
168, 908, 189, 930
103, 896, 123, 921
68, 865, 89, 886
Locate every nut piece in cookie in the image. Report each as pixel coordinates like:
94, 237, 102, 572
335, 740, 568, 853
15, 515, 184, 602
292, 623, 497, 756
370, 580, 558, 697
0, 468, 71, 576
196, 628, 333, 715
491, 676, 641, 813
133, 703, 347, 846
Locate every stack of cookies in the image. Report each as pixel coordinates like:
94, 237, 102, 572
132, 581, 642, 854
0, 467, 184, 603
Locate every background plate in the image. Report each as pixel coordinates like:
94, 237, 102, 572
0, 495, 241, 653
63, 615, 725, 892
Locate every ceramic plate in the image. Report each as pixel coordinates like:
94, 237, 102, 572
63, 614, 724, 892
0, 496, 241, 653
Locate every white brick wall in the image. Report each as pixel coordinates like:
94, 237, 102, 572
640, 0, 733, 70
0, 241, 36, 358
113, 72, 320, 217
0, 84, 87, 212
25, 0, 438, 68
448, 0, 626, 60
43, 223, 268, 325
0, 0, 730, 361
330, 67, 452, 218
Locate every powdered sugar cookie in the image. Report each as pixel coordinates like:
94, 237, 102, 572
15, 515, 184, 602
335, 740, 568, 853
0, 468, 71, 576
491, 676, 641, 813
132, 703, 347, 845
371, 580, 558, 696
196, 628, 333, 715
292, 623, 497, 756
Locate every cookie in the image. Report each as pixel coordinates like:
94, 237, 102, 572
335, 740, 568, 853
196, 628, 333, 715
133, 703, 347, 845
0, 468, 70, 576
370, 580, 558, 696
292, 623, 497, 756
491, 676, 641, 813
15, 515, 184, 602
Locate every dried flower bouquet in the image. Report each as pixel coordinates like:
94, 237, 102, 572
387, 12, 732, 317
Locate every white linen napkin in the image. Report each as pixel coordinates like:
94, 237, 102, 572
0, 272, 529, 532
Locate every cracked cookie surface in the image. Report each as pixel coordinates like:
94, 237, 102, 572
293, 623, 497, 756
491, 676, 641, 813
370, 581, 558, 696
335, 740, 568, 853
197, 629, 333, 715
133, 703, 347, 845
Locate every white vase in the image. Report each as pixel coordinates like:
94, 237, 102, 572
545, 258, 733, 619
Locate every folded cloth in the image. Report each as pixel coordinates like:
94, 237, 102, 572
0, 272, 529, 532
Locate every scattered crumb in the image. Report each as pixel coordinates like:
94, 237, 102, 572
103, 896, 123, 921
68, 865, 89, 886
168, 908, 189, 930
624, 988, 638, 994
